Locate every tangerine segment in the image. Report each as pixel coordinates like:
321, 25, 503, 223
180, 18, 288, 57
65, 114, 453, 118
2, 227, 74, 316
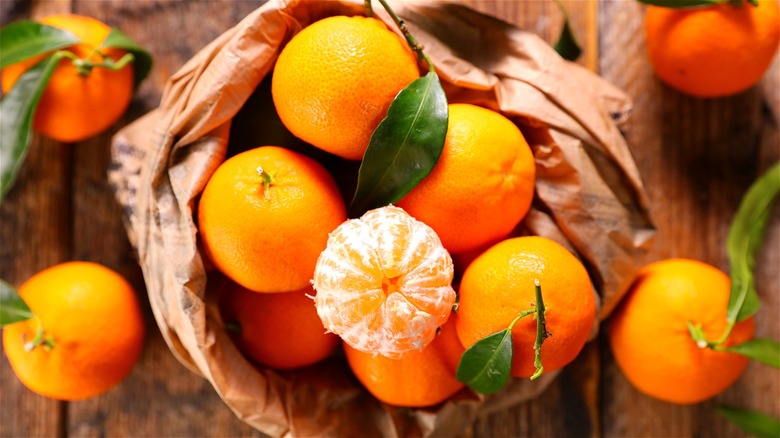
313, 206, 455, 358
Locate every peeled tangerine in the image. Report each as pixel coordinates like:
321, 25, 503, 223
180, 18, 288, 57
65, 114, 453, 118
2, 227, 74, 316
313, 206, 456, 358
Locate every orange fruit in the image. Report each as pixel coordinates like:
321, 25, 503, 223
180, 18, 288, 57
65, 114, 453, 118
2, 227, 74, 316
198, 146, 346, 293
272, 15, 420, 160
218, 279, 338, 370
397, 104, 536, 254
1, 14, 134, 142
2, 262, 145, 401
313, 205, 456, 359
456, 236, 595, 378
344, 316, 464, 407
608, 258, 755, 404
644, 1, 780, 97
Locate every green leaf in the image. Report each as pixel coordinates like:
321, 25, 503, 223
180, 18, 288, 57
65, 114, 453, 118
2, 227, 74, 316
0, 279, 34, 325
637, 0, 727, 7
553, 0, 582, 61
349, 71, 448, 217
726, 162, 780, 323
98, 27, 152, 89
0, 54, 61, 202
456, 329, 513, 394
724, 338, 780, 368
716, 406, 780, 438
0, 21, 79, 70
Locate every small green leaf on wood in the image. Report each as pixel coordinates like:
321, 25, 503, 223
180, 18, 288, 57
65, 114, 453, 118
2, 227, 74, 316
716, 405, 780, 438
553, 0, 582, 61
456, 329, 514, 394
349, 71, 448, 217
726, 162, 779, 323
99, 27, 153, 89
0, 279, 34, 326
0, 21, 79, 69
723, 338, 780, 368
0, 54, 62, 202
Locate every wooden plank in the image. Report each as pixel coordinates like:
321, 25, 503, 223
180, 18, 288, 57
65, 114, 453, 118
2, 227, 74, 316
598, 1, 780, 437
62, 1, 263, 436
0, 3, 73, 437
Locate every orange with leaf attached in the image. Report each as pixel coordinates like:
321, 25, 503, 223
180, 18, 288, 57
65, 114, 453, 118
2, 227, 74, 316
1, 14, 134, 142
608, 258, 755, 404
456, 236, 595, 378
2, 262, 145, 401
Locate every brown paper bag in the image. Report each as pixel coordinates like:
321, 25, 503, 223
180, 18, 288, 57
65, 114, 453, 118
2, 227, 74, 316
108, 0, 655, 435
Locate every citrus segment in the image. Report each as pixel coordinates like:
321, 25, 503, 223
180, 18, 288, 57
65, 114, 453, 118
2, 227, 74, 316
313, 205, 455, 358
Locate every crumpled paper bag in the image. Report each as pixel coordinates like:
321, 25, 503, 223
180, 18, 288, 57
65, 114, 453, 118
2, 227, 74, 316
108, 0, 655, 436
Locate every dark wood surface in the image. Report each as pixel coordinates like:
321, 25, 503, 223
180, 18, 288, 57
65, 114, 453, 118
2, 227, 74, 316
1, 1, 777, 437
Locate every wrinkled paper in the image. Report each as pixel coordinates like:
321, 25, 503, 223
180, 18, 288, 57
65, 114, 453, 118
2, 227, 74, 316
109, 0, 655, 436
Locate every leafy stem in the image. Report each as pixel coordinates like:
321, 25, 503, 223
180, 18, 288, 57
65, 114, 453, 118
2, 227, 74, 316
373, 0, 436, 73
531, 279, 550, 380
56, 49, 135, 76
23, 316, 55, 352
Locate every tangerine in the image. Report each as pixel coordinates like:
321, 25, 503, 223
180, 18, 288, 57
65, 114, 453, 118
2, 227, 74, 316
397, 104, 536, 254
313, 205, 455, 359
344, 316, 464, 407
456, 236, 595, 378
198, 146, 347, 293
608, 258, 755, 404
644, 1, 780, 97
272, 15, 419, 160
2, 262, 145, 400
218, 279, 338, 370
1, 14, 134, 142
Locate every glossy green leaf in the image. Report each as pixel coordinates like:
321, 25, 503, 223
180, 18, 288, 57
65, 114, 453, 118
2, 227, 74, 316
0, 54, 61, 202
553, 0, 582, 61
0, 21, 79, 69
349, 71, 448, 217
99, 27, 153, 89
724, 338, 780, 368
716, 406, 780, 438
456, 329, 513, 394
637, 0, 727, 7
0, 279, 34, 326
726, 162, 780, 323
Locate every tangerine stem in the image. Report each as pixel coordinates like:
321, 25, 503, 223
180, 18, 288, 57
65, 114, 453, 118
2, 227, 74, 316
375, 0, 436, 73
57, 50, 135, 77
23, 316, 55, 352
256, 166, 274, 200
530, 279, 549, 380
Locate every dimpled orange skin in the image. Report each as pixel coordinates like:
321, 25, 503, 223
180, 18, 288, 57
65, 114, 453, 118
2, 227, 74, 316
218, 280, 338, 370
456, 236, 595, 378
397, 104, 536, 255
271, 16, 420, 160
608, 259, 755, 404
344, 316, 464, 408
644, 1, 780, 98
198, 146, 347, 293
2, 262, 145, 401
1, 14, 134, 142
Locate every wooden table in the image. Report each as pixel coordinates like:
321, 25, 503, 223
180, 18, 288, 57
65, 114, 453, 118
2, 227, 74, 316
1, 1, 778, 436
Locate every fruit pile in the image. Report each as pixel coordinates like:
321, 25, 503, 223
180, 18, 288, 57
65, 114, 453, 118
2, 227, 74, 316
194, 13, 597, 408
